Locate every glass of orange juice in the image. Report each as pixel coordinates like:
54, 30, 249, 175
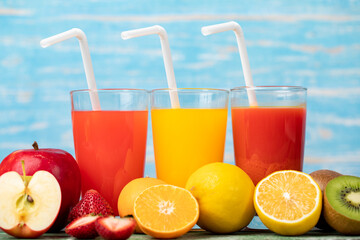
71, 89, 148, 212
151, 88, 229, 187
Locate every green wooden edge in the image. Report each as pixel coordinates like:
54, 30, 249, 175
1, 229, 359, 240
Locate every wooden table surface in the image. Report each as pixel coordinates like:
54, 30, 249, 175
1, 229, 359, 240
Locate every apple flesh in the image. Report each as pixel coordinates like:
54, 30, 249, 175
0, 170, 62, 238
0, 142, 81, 232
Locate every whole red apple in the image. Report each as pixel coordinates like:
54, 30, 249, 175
0, 142, 81, 232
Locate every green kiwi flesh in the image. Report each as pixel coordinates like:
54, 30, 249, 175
324, 175, 360, 235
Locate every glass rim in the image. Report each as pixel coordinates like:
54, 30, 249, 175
231, 86, 307, 92
70, 88, 148, 95
151, 88, 229, 94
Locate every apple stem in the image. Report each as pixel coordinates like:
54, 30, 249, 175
20, 160, 34, 206
21, 160, 28, 187
32, 141, 39, 150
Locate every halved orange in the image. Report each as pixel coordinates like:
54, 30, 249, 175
254, 170, 322, 236
117, 177, 165, 233
133, 184, 199, 239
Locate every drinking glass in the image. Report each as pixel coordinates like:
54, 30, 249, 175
71, 88, 148, 212
151, 88, 229, 187
231, 86, 307, 185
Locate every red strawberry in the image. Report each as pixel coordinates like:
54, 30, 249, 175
65, 215, 100, 239
95, 217, 136, 240
68, 189, 114, 222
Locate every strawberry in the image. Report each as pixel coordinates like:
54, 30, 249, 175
68, 189, 114, 222
95, 217, 136, 240
65, 214, 100, 239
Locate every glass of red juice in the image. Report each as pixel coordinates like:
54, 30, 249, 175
231, 86, 307, 186
71, 89, 148, 212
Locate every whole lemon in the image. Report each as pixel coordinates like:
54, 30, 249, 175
118, 177, 165, 233
185, 162, 255, 233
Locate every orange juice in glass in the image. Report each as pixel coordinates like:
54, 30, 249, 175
151, 88, 229, 187
71, 89, 148, 212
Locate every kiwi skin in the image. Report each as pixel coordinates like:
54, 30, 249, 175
310, 169, 342, 230
324, 175, 360, 235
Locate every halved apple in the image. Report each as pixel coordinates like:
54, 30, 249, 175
0, 170, 61, 238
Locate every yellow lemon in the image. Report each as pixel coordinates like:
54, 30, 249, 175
254, 170, 322, 236
185, 162, 255, 233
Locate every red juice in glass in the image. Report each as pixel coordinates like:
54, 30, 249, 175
232, 107, 306, 185
71, 89, 148, 212
231, 86, 307, 185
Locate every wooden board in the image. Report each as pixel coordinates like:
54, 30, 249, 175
1, 229, 359, 240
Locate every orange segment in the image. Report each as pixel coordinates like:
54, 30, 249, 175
254, 170, 322, 235
133, 184, 199, 239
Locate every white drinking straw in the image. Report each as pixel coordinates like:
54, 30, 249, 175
121, 25, 180, 108
202, 21, 258, 106
40, 28, 101, 110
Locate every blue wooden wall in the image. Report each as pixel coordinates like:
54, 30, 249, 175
0, 0, 359, 176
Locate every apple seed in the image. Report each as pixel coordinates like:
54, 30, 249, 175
27, 195, 33, 203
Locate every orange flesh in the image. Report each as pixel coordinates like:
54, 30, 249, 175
134, 185, 199, 232
256, 171, 318, 221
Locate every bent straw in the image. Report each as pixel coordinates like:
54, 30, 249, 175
202, 21, 257, 106
40, 28, 101, 110
121, 25, 180, 108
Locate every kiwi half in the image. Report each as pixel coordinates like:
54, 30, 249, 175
324, 175, 360, 235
